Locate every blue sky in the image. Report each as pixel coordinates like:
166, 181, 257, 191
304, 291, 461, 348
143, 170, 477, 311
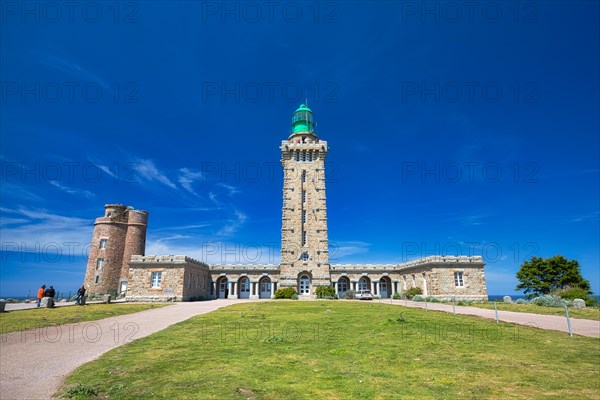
1, 1, 598, 297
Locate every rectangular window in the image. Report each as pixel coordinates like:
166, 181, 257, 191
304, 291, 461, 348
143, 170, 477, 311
301, 151, 306, 162
96, 258, 104, 270
454, 271, 464, 287
302, 210, 306, 223
308, 152, 313, 162
99, 239, 107, 249
302, 190, 306, 203
302, 170, 306, 182
151, 272, 162, 288
95, 275, 100, 284
302, 230, 307, 246
295, 152, 300, 162
188, 272, 192, 289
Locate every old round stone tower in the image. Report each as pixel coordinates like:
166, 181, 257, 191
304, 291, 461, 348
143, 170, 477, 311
83, 204, 148, 296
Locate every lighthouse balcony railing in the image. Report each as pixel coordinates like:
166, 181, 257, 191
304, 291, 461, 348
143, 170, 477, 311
281, 140, 328, 151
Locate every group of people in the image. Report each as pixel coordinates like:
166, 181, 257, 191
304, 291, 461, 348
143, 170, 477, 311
36, 284, 86, 308
36, 285, 55, 308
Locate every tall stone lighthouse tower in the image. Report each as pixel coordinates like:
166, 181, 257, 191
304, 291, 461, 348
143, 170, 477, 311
83, 204, 148, 296
279, 104, 331, 295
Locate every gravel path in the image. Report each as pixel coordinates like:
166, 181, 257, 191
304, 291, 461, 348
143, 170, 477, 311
383, 299, 600, 337
0, 299, 264, 400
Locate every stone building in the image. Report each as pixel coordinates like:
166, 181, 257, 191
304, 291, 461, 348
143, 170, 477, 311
83, 105, 488, 301
83, 204, 148, 295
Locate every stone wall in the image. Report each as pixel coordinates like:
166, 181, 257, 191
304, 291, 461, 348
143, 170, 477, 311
330, 256, 487, 300
125, 255, 210, 302
210, 265, 280, 299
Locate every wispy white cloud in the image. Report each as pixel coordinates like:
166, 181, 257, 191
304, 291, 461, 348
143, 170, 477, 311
49, 180, 95, 198
0, 183, 43, 201
154, 224, 211, 232
178, 168, 204, 196
217, 210, 247, 236
330, 241, 370, 259
38, 53, 110, 90
570, 211, 600, 223
132, 159, 177, 189
216, 182, 241, 196
145, 238, 279, 265
0, 207, 92, 252
88, 158, 116, 178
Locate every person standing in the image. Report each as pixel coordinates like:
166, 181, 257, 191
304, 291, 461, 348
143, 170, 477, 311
75, 285, 86, 305
36, 285, 46, 308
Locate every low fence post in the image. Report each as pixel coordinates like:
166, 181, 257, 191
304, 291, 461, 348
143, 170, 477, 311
494, 301, 499, 323
565, 305, 573, 337
452, 297, 456, 315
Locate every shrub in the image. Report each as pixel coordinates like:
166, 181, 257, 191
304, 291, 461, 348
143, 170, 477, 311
392, 292, 401, 300
584, 297, 598, 307
65, 384, 98, 398
515, 298, 528, 304
555, 287, 597, 307
503, 296, 513, 304
457, 300, 474, 306
315, 286, 336, 299
555, 287, 590, 300
412, 295, 426, 302
274, 287, 297, 299
405, 287, 422, 299
373, 295, 380, 299
396, 314, 406, 323
291, 294, 298, 300
530, 295, 567, 308
344, 290, 356, 300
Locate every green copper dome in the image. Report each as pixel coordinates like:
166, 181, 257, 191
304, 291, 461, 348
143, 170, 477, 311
291, 103, 315, 134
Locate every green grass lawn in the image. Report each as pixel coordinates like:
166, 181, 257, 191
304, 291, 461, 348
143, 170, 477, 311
0, 303, 170, 334
458, 302, 600, 321
60, 301, 599, 400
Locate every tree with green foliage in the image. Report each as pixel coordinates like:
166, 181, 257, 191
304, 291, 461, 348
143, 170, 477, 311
516, 255, 591, 298
315, 286, 336, 299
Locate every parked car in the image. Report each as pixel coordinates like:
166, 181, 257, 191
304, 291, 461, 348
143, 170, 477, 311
356, 290, 373, 300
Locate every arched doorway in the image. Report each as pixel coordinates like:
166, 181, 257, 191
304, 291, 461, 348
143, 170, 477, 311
217, 277, 228, 299
337, 277, 350, 298
298, 274, 311, 296
259, 276, 271, 299
358, 276, 371, 292
239, 277, 250, 299
379, 277, 392, 298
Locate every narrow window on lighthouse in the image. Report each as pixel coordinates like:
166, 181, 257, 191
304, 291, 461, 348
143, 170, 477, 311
302, 230, 307, 246
302, 210, 306, 223
302, 170, 306, 182
302, 190, 306, 203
